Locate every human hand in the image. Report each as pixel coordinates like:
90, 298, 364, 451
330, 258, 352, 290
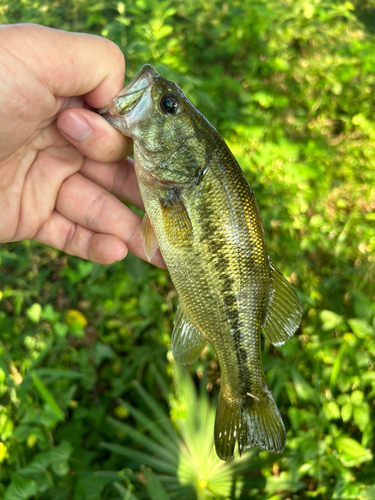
0, 23, 164, 267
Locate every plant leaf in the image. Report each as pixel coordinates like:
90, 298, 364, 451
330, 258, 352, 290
100, 443, 177, 475
4, 474, 38, 500
31, 373, 64, 420
141, 466, 170, 500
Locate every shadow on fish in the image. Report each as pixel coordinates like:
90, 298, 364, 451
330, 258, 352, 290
98, 65, 303, 461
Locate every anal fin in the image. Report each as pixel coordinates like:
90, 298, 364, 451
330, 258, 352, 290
141, 212, 159, 262
262, 259, 303, 346
172, 303, 207, 365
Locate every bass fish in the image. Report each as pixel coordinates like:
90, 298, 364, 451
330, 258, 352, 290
100, 65, 302, 461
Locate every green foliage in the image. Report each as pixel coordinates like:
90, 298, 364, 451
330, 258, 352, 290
0, 245, 172, 498
101, 365, 242, 499
1, 0, 375, 499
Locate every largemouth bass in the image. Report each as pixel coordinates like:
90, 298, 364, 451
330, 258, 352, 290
100, 65, 302, 461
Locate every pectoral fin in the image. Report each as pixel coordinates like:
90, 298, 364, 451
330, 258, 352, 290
262, 259, 303, 346
160, 191, 193, 247
172, 303, 207, 364
141, 212, 159, 262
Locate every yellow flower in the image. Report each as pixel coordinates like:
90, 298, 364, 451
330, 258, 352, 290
65, 309, 88, 328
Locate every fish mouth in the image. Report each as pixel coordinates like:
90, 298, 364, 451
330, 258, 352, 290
97, 65, 158, 125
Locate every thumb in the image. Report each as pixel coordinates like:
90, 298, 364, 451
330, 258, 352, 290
3, 24, 125, 109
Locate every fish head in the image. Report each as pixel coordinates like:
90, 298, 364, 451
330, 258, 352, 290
99, 64, 210, 184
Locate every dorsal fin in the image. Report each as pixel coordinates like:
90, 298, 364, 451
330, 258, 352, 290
172, 302, 207, 365
262, 259, 302, 346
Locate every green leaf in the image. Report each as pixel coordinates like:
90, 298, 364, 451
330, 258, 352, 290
34, 368, 83, 379
41, 304, 60, 323
119, 401, 179, 455
353, 406, 370, 432
31, 373, 64, 420
75, 472, 108, 500
330, 342, 347, 389
100, 443, 177, 475
336, 437, 373, 467
350, 290, 375, 322
26, 303, 42, 323
49, 441, 73, 477
17, 375, 32, 418
341, 403, 352, 422
320, 310, 343, 331
324, 401, 340, 420
133, 382, 176, 440
265, 473, 305, 492
359, 486, 375, 500
18, 452, 50, 476
348, 319, 374, 339
141, 466, 170, 500
303, 2, 315, 19
332, 474, 361, 499
351, 390, 364, 406
107, 417, 178, 464
289, 367, 318, 403
29, 341, 54, 370
337, 394, 351, 405
12, 425, 32, 442
34, 472, 53, 493
92, 342, 115, 366
77, 261, 93, 278
154, 25, 173, 40
113, 481, 139, 500
4, 474, 37, 500
53, 322, 69, 338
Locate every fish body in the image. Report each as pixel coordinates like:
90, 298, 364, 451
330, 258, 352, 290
101, 65, 302, 460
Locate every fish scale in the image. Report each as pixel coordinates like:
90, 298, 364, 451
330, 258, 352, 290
200, 148, 267, 390
101, 64, 303, 461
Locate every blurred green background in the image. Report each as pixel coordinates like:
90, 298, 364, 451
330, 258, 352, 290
0, 0, 375, 498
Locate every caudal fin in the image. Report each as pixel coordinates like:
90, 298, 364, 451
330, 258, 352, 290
214, 384, 286, 461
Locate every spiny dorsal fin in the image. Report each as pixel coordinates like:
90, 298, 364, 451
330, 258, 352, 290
160, 191, 193, 248
141, 212, 159, 262
172, 302, 207, 365
262, 259, 303, 346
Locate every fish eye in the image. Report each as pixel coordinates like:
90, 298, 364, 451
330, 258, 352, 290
160, 93, 179, 115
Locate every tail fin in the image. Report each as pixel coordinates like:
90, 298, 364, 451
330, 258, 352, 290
214, 384, 286, 461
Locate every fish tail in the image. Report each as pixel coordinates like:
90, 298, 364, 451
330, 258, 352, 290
214, 383, 286, 461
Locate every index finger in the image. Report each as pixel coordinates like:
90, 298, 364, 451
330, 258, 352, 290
79, 156, 144, 211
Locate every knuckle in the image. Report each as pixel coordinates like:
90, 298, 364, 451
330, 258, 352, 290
112, 161, 130, 197
63, 222, 78, 254
100, 143, 118, 162
127, 217, 142, 251
84, 191, 111, 229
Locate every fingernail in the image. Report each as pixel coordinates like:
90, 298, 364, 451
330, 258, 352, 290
116, 249, 128, 261
59, 113, 90, 142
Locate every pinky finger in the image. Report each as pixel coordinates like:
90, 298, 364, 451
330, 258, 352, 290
34, 210, 127, 265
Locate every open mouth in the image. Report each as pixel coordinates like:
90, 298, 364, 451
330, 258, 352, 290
97, 64, 158, 117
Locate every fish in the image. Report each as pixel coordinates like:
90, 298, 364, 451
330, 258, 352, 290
99, 64, 303, 461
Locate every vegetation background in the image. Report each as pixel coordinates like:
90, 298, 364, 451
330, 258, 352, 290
0, 0, 375, 498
